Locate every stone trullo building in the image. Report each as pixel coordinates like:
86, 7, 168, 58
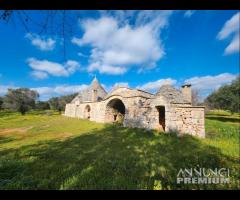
65, 77, 205, 138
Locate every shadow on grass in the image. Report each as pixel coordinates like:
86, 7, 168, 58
0, 136, 15, 144
206, 116, 240, 124
0, 124, 239, 190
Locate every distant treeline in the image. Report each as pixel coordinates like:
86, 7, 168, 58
0, 76, 239, 115
0, 89, 77, 115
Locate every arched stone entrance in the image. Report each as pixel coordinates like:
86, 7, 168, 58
105, 98, 125, 124
84, 105, 91, 119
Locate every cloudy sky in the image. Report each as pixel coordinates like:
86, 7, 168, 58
0, 10, 239, 100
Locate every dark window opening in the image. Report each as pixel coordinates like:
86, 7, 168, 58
84, 105, 91, 120
97, 97, 103, 101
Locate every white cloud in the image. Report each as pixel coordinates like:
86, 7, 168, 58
110, 82, 129, 91
224, 34, 239, 55
77, 52, 88, 57
102, 82, 129, 93
27, 58, 80, 79
112, 82, 129, 88
184, 10, 195, 18
88, 62, 127, 75
0, 85, 8, 95
217, 12, 240, 55
72, 11, 173, 75
0, 84, 88, 100
53, 85, 88, 94
65, 60, 81, 74
31, 84, 88, 95
99, 10, 136, 26
184, 73, 238, 96
25, 33, 56, 51
31, 84, 88, 100
135, 10, 172, 29
137, 78, 177, 93
30, 71, 49, 80
217, 12, 239, 40
135, 73, 238, 97
0, 85, 17, 96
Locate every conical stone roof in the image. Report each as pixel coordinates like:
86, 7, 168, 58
91, 76, 102, 89
71, 77, 107, 103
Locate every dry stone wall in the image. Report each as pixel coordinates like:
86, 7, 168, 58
173, 106, 205, 138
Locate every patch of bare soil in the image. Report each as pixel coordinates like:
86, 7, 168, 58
59, 132, 73, 139
41, 125, 50, 128
0, 126, 33, 134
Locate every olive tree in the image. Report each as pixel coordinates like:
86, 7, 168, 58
3, 88, 39, 115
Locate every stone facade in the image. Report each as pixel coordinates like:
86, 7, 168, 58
65, 78, 205, 138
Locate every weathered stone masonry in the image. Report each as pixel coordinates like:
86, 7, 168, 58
65, 78, 205, 138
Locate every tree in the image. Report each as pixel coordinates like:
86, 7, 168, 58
3, 88, 39, 115
48, 93, 77, 113
0, 96, 3, 110
191, 89, 201, 106
0, 10, 79, 60
48, 97, 61, 112
35, 101, 50, 110
205, 76, 240, 113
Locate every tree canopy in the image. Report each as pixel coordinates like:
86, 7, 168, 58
205, 76, 240, 113
35, 101, 50, 110
48, 93, 77, 112
3, 88, 39, 115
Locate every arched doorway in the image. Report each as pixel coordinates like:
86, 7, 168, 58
156, 106, 165, 131
105, 98, 125, 124
84, 105, 91, 119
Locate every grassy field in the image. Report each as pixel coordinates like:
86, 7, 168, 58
0, 110, 239, 190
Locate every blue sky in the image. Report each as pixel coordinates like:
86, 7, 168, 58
0, 10, 239, 100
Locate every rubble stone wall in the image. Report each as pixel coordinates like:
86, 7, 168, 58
65, 92, 205, 138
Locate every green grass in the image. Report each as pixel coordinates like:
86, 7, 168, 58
0, 110, 239, 190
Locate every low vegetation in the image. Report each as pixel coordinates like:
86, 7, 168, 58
0, 110, 239, 189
